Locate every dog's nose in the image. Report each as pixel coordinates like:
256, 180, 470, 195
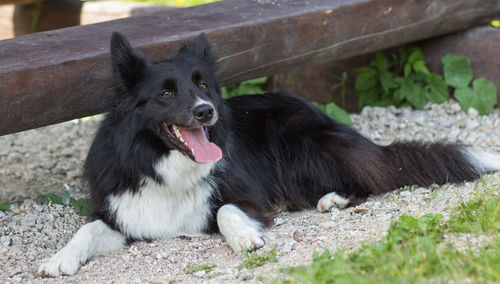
193, 104, 215, 123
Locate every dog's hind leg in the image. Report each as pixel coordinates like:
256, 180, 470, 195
317, 192, 350, 213
217, 204, 265, 253
38, 220, 126, 277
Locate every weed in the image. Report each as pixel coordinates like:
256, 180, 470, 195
399, 186, 410, 192
354, 48, 497, 115
222, 77, 268, 99
185, 263, 217, 274
36, 192, 91, 216
36, 192, 70, 206
446, 190, 500, 234
239, 249, 277, 270
316, 102, 353, 126
71, 198, 91, 216
279, 188, 500, 283
0, 202, 9, 212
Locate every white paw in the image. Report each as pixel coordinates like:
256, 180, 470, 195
225, 226, 265, 252
217, 204, 266, 253
38, 249, 81, 277
317, 192, 349, 213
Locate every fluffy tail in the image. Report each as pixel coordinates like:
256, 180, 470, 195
460, 147, 500, 174
382, 142, 500, 189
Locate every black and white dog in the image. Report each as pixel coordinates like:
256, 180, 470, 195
39, 32, 500, 276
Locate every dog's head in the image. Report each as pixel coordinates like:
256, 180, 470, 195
109, 32, 222, 163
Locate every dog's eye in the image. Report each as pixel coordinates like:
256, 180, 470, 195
200, 82, 208, 90
160, 90, 174, 98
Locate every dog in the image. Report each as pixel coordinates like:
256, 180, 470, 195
39, 32, 500, 277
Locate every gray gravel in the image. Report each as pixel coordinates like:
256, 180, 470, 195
0, 101, 499, 283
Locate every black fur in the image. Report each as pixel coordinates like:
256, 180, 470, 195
85, 32, 484, 236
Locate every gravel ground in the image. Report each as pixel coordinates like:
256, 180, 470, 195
0, 101, 499, 283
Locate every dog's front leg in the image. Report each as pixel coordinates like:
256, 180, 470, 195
217, 204, 265, 252
38, 220, 126, 277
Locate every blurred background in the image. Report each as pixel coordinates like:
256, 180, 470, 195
0, 0, 219, 40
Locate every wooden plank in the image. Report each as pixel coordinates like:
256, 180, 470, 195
0, 0, 38, 5
1, 0, 500, 135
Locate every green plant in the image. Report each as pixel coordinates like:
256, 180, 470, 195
354, 48, 497, 115
315, 71, 353, 126
185, 263, 217, 274
446, 191, 500, 234
443, 54, 498, 115
278, 186, 500, 283
328, 72, 349, 109
316, 102, 353, 126
71, 198, 91, 216
239, 249, 277, 270
36, 192, 91, 216
355, 48, 449, 110
221, 77, 268, 99
36, 192, 71, 206
0, 202, 10, 212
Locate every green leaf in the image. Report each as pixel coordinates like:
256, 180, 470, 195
355, 67, 379, 91
221, 87, 230, 98
455, 87, 474, 111
0, 203, 9, 212
407, 48, 424, 64
357, 88, 380, 109
61, 191, 71, 206
442, 54, 473, 88
379, 70, 398, 93
37, 193, 64, 205
315, 103, 326, 112
425, 73, 449, 103
400, 80, 426, 109
413, 60, 430, 74
455, 78, 498, 115
325, 102, 352, 125
399, 47, 411, 65
222, 77, 267, 98
372, 98, 397, 108
375, 51, 390, 71
71, 198, 91, 216
242, 77, 267, 85
404, 63, 412, 77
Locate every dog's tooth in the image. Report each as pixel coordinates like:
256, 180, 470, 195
191, 149, 195, 156
173, 126, 183, 139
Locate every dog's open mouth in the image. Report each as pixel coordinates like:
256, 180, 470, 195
162, 122, 222, 163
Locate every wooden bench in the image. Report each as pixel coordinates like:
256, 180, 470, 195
1, 0, 500, 136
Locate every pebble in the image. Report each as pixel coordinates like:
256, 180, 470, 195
0, 101, 499, 282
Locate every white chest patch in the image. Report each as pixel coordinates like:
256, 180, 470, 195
108, 151, 216, 240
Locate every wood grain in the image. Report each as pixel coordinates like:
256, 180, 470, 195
1, 0, 499, 135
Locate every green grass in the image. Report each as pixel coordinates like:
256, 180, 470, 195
239, 249, 278, 270
0, 201, 23, 212
0, 202, 10, 212
278, 184, 500, 283
36, 193, 91, 216
185, 263, 217, 274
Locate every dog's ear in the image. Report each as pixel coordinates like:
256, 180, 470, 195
179, 33, 216, 67
110, 32, 148, 91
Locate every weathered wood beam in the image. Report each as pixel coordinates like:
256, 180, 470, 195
1, 0, 500, 135
0, 0, 38, 5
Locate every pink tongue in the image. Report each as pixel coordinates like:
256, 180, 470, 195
178, 127, 222, 163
